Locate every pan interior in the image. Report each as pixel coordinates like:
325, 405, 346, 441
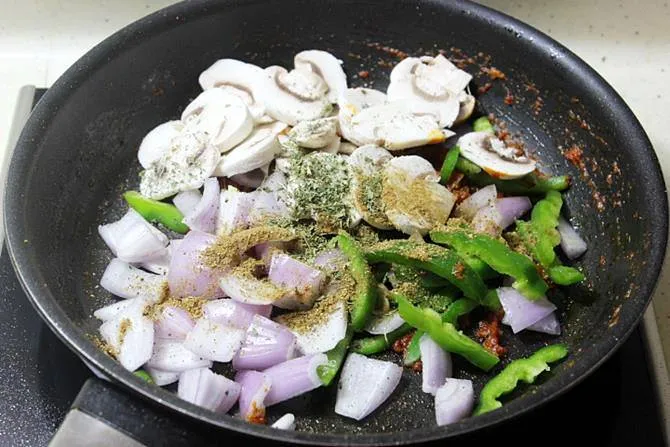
5, 0, 666, 443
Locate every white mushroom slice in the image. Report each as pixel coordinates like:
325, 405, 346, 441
138, 121, 184, 169
347, 145, 394, 230
181, 89, 254, 153
382, 156, 456, 235
458, 131, 536, 179
294, 50, 348, 103
288, 117, 338, 149
198, 59, 272, 123
387, 54, 472, 128
453, 91, 476, 126
338, 142, 357, 155
214, 122, 287, 178
347, 145, 393, 175
349, 102, 451, 151
322, 137, 341, 154
259, 66, 330, 125
338, 88, 387, 145
139, 131, 220, 200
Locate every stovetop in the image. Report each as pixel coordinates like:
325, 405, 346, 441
0, 88, 666, 447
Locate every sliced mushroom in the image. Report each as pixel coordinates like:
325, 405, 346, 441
348, 102, 454, 151
322, 137, 341, 154
382, 155, 455, 235
137, 120, 184, 169
181, 89, 254, 153
458, 131, 536, 179
198, 59, 273, 123
258, 66, 331, 125
348, 145, 394, 230
214, 122, 288, 178
139, 131, 220, 200
387, 54, 472, 128
338, 88, 387, 145
294, 50, 348, 103
288, 117, 339, 149
453, 91, 476, 126
338, 142, 357, 155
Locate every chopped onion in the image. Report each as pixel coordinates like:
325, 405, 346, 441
154, 306, 195, 340
558, 216, 588, 260
173, 189, 202, 216
219, 274, 282, 305
235, 370, 272, 422
183, 319, 246, 362
146, 339, 212, 372
271, 413, 296, 430
313, 249, 347, 273
496, 196, 532, 229
497, 287, 556, 333
524, 312, 561, 335
184, 177, 220, 234
365, 310, 405, 335
335, 353, 402, 420
435, 378, 474, 426
99, 297, 154, 371
230, 168, 267, 189
454, 184, 497, 220
263, 354, 328, 406
178, 368, 241, 413
290, 301, 348, 355
93, 299, 134, 322
471, 204, 503, 237
234, 315, 297, 370
167, 230, 223, 299
254, 241, 289, 266
98, 209, 168, 263
420, 334, 453, 395
268, 253, 326, 310
100, 258, 166, 301
247, 190, 290, 225
203, 299, 272, 329
138, 246, 170, 275
145, 367, 180, 386
217, 187, 256, 235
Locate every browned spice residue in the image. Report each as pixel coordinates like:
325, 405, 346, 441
358, 70, 370, 79
476, 312, 506, 357
392, 332, 414, 355
411, 360, 423, 372
477, 83, 493, 95
247, 402, 267, 425
504, 94, 515, 105
365, 42, 408, 59
93, 335, 118, 358
599, 255, 607, 266
481, 66, 506, 80
452, 262, 466, 280
608, 305, 622, 328
564, 145, 585, 169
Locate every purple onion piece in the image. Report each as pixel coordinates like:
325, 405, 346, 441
419, 334, 453, 396
93, 299, 134, 322
146, 339, 212, 372
154, 306, 195, 340
254, 241, 289, 266
435, 378, 474, 426
203, 299, 272, 329
100, 258, 166, 301
233, 315, 297, 371
292, 301, 348, 354
219, 274, 282, 305
145, 367, 180, 386
183, 319, 246, 362
167, 230, 222, 299
263, 353, 328, 406
183, 177, 220, 234
173, 189, 203, 216
268, 253, 326, 310
364, 310, 405, 335
497, 287, 556, 333
454, 184, 497, 220
312, 249, 347, 273
525, 312, 561, 335
99, 297, 154, 372
230, 168, 267, 189
472, 204, 503, 237
216, 187, 256, 235
235, 370, 272, 422
496, 196, 532, 229
557, 216, 588, 260
98, 209, 168, 263
178, 368, 241, 413
138, 246, 170, 275
335, 353, 403, 420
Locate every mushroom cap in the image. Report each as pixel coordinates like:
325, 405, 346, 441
198, 59, 271, 123
289, 117, 339, 149
458, 131, 537, 179
453, 91, 476, 126
338, 88, 387, 145
138, 120, 184, 169
258, 66, 331, 126
214, 122, 288, 178
181, 89, 254, 153
348, 145, 395, 230
294, 50, 348, 103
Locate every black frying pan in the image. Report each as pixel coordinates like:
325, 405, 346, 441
4, 0, 668, 445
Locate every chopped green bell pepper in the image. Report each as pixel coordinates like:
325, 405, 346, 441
317, 328, 353, 385
124, 191, 189, 234
351, 323, 413, 356
472, 116, 495, 133
338, 231, 378, 331
467, 172, 571, 195
455, 157, 483, 175
440, 146, 461, 184
134, 369, 154, 384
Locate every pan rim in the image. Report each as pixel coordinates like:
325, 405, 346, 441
4, 0, 668, 444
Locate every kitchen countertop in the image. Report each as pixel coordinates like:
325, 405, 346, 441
0, 0, 669, 438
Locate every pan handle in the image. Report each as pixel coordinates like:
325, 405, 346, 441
49, 378, 217, 447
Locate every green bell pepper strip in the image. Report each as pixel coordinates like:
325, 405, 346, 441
404, 298, 480, 365
366, 241, 488, 303
455, 157, 483, 175
474, 344, 568, 416
431, 230, 548, 300
463, 255, 498, 280
134, 370, 154, 384
549, 265, 585, 285
393, 292, 499, 371
388, 264, 453, 291
473, 116, 495, 133
338, 231, 378, 331
483, 289, 503, 311
440, 146, 461, 184
317, 328, 353, 385
124, 191, 189, 234
351, 323, 413, 356
467, 172, 571, 195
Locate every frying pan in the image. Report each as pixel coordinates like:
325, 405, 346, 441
4, 0, 668, 445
